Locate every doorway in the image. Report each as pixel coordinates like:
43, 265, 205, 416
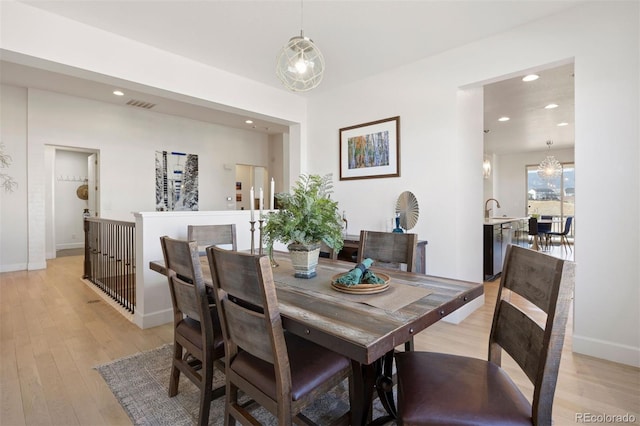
235, 164, 269, 211
46, 147, 99, 259
482, 61, 575, 258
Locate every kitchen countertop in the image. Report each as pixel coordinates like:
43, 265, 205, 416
484, 217, 527, 226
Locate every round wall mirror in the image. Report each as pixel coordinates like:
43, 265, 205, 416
395, 191, 419, 230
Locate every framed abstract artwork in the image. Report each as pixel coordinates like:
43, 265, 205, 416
339, 116, 400, 180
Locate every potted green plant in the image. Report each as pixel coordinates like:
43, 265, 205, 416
263, 173, 344, 278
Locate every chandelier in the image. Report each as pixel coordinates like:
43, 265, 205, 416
276, 1, 324, 92
537, 140, 562, 179
483, 156, 491, 179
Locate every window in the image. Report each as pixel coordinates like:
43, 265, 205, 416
527, 163, 575, 219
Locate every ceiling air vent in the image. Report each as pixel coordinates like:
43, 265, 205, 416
126, 99, 156, 109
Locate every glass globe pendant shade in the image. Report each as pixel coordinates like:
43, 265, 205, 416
276, 31, 325, 92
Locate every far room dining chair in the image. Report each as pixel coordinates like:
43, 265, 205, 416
187, 224, 237, 254
206, 247, 352, 426
160, 236, 226, 426
358, 230, 418, 351
394, 244, 575, 425
546, 216, 574, 253
538, 215, 553, 250
528, 217, 541, 251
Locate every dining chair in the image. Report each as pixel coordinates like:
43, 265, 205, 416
160, 236, 226, 426
187, 224, 237, 254
206, 246, 352, 426
358, 230, 418, 351
357, 230, 418, 273
538, 215, 553, 250
546, 216, 573, 253
394, 244, 575, 425
319, 241, 338, 260
528, 217, 541, 250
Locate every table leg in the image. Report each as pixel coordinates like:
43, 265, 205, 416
375, 351, 397, 418
350, 360, 376, 426
350, 353, 400, 426
532, 235, 540, 251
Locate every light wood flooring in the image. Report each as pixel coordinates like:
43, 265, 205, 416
1, 254, 638, 425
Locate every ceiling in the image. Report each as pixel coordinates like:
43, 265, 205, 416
484, 62, 575, 154
2, 0, 578, 149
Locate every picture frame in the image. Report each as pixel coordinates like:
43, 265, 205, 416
339, 116, 400, 180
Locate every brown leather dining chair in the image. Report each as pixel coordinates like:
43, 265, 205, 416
394, 244, 575, 425
160, 236, 226, 426
206, 246, 352, 425
187, 224, 237, 254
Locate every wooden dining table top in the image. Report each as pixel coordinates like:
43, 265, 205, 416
149, 251, 484, 365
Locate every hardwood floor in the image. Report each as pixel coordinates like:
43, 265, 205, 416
1, 254, 637, 425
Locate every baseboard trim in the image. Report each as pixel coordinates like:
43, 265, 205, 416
573, 334, 640, 368
82, 279, 135, 323
134, 308, 173, 330
0, 262, 29, 273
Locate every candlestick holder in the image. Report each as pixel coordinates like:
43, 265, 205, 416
249, 220, 256, 254
258, 219, 264, 255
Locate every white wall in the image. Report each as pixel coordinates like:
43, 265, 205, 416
0, 85, 28, 271
28, 89, 272, 217
307, 2, 639, 366
134, 210, 280, 328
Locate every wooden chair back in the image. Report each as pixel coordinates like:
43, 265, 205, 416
357, 230, 417, 272
208, 247, 284, 365
489, 244, 575, 424
206, 246, 351, 425
187, 224, 237, 254
160, 236, 224, 426
161, 236, 209, 324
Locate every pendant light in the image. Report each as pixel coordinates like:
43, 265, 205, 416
483, 156, 492, 179
276, 0, 325, 92
537, 140, 562, 179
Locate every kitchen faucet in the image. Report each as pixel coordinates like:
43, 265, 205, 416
484, 198, 501, 219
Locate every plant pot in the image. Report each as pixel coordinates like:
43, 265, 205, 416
287, 242, 321, 279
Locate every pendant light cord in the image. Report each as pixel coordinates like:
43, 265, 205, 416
300, 0, 304, 37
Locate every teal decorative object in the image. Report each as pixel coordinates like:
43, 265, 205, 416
335, 258, 385, 286
392, 215, 404, 233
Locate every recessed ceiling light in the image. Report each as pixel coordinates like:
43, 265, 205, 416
557, 122, 569, 127
245, 120, 253, 124
498, 116, 510, 122
522, 74, 539, 82
113, 90, 124, 96
545, 103, 559, 109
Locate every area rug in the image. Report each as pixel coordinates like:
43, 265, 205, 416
95, 344, 392, 425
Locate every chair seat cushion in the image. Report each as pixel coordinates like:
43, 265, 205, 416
176, 315, 224, 357
395, 351, 532, 425
230, 332, 350, 401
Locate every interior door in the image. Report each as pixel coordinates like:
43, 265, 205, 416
88, 153, 99, 217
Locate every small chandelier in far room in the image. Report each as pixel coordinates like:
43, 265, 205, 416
276, 0, 325, 92
483, 156, 492, 179
537, 140, 563, 180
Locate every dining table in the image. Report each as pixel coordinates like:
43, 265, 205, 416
149, 251, 483, 425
